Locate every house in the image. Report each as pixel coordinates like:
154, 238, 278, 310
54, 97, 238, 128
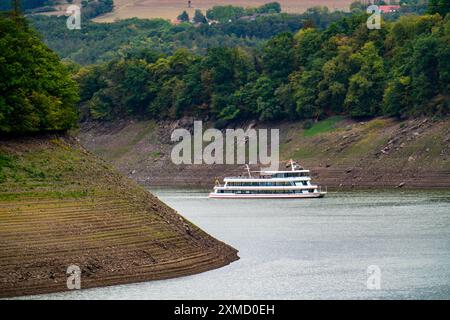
379, 5, 401, 13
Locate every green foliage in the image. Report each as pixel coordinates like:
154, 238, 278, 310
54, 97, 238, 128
0, 0, 55, 12
344, 42, 385, 117
75, 13, 449, 123
303, 120, 313, 130
0, 153, 13, 183
255, 2, 282, 14
205, 1, 281, 22
204, 1, 281, 22
29, 7, 353, 66
193, 10, 207, 24
29, 16, 174, 65
316, 42, 353, 114
292, 68, 323, 119
253, 76, 282, 121
303, 116, 343, 137
206, 5, 247, 23
351, 1, 429, 17
383, 15, 449, 117
262, 32, 295, 82
81, 0, 114, 20
428, 0, 450, 16
0, 0, 113, 17
177, 10, 189, 22
0, 15, 79, 134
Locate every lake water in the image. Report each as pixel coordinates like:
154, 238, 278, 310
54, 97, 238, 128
25, 189, 450, 300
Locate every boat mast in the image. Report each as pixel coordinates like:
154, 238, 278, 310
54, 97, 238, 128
245, 164, 252, 178
290, 159, 295, 171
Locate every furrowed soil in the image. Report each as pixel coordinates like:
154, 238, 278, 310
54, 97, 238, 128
0, 135, 238, 298
78, 117, 450, 189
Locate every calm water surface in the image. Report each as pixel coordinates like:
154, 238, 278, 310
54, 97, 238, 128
26, 189, 450, 299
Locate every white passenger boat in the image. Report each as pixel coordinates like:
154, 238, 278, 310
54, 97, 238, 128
209, 160, 327, 199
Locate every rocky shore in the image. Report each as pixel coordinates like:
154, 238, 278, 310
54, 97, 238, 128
78, 117, 450, 190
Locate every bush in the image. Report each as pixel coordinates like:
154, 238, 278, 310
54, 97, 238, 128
0, 153, 13, 183
303, 120, 314, 130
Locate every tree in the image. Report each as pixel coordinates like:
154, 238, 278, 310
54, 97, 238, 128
316, 44, 353, 115
253, 76, 282, 121
294, 28, 322, 68
428, 0, 450, 16
344, 42, 385, 117
291, 67, 323, 119
72, 8, 448, 123
9, 0, 21, 15
193, 9, 207, 24
350, 1, 366, 13
262, 32, 295, 82
206, 5, 244, 23
409, 34, 449, 115
0, 15, 78, 133
200, 47, 254, 119
382, 76, 412, 117
177, 10, 189, 22
256, 2, 282, 14
275, 83, 296, 118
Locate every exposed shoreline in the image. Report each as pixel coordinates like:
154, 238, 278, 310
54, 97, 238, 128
131, 166, 450, 190
0, 135, 238, 298
78, 117, 450, 190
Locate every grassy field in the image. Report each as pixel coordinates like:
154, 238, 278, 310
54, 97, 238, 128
94, 0, 354, 22
302, 116, 344, 137
42, 0, 354, 22
0, 135, 238, 298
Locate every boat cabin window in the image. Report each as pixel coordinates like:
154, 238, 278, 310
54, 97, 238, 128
272, 172, 306, 178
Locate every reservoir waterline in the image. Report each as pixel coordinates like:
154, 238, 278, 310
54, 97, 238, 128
22, 189, 450, 300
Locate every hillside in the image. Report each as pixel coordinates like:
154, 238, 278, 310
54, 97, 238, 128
0, 135, 238, 298
78, 117, 450, 189
93, 0, 354, 22
31, 0, 353, 22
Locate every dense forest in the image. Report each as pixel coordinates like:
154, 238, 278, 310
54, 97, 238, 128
28, 2, 431, 66
75, 9, 449, 124
0, 0, 55, 12
29, 6, 352, 65
0, 1, 449, 135
0, 0, 114, 16
0, 13, 78, 134
205, 2, 282, 23
81, 0, 114, 20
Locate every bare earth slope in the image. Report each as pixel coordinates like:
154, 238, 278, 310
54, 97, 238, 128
0, 135, 238, 298
78, 117, 450, 189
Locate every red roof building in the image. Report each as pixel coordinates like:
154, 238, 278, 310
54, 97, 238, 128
379, 5, 401, 13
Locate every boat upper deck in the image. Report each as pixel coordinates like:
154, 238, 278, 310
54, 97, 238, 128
223, 170, 311, 182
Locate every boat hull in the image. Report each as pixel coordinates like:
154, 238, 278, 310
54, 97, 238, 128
208, 192, 326, 199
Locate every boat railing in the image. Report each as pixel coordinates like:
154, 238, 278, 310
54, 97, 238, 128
224, 175, 310, 180
224, 176, 268, 180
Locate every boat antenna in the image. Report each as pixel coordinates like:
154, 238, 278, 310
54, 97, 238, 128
245, 164, 252, 178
